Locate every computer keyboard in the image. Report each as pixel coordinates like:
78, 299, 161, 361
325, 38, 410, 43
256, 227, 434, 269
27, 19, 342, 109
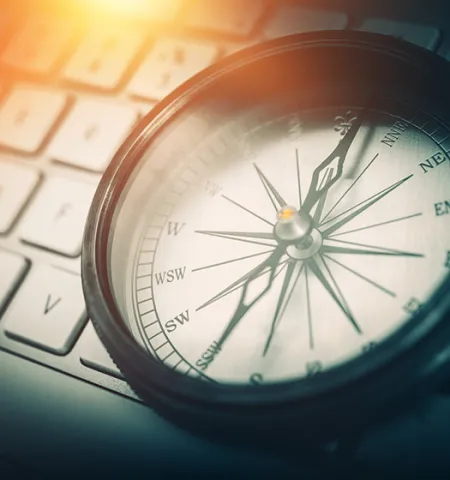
0, 0, 446, 402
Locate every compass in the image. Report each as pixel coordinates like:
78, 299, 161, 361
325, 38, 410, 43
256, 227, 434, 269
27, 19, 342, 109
82, 31, 450, 447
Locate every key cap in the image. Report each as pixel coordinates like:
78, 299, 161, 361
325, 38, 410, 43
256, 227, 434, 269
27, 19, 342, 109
0, 249, 28, 312
79, 322, 123, 378
0, 86, 67, 153
3, 264, 86, 354
358, 19, 440, 51
1, 16, 75, 74
48, 99, 138, 172
63, 27, 146, 90
128, 38, 217, 101
0, 161, 40, 234
185, 0, 266, 37
20, 177, 96, 257
263, 6, 347, 38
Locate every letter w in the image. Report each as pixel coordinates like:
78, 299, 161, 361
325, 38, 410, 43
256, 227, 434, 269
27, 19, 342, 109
175, 267, 186, 280
174, 310, 189, 325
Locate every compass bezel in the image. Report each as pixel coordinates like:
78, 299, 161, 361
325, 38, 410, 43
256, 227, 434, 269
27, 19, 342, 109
82, 30, 450, 440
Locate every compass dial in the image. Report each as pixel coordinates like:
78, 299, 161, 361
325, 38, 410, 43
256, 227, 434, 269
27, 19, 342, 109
83, 33, 450, 434
111, 101, 449, 385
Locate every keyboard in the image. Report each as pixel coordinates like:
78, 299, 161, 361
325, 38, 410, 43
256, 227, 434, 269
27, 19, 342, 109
0, 0, 446, 402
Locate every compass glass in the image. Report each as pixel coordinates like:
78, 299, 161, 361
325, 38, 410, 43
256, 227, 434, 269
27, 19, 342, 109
108, 84, 450, 386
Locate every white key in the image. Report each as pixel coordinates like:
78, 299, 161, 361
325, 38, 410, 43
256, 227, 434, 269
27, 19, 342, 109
63, 27, 146, 90
79, 322, 123, 378
20, 177, 96, 257
0, 249, 28, 312
1, 16, 74, 74
0, 161, 40, 234
48, 99, 138, 172
3, 264, 86, 354
359, 19, 440, 51
263, 6, 347, 38
0, 86, 67, 153
185, 0, 266, 37
128, 38, 218, 101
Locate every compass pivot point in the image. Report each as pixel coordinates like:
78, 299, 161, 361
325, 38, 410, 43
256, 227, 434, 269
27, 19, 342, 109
275, 206, 313, 243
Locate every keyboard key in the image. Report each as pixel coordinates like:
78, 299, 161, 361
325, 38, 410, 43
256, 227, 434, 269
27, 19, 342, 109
63, 27, 146, 90
358, 19, 440, 51
128, 38, 218, 101
0, 16, 75, 74
79, 322, 123, 378
0, 249, 28, 312
185, 0, 266, 37
3, 264, 86, 354
0, 86, 67, 153
48, 99, 138, 172
20, 177, 96, 257
0, 161, 40, 234
263, 6, 347, 38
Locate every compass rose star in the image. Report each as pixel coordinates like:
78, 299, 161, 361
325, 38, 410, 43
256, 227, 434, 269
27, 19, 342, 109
193, 132, 425, 356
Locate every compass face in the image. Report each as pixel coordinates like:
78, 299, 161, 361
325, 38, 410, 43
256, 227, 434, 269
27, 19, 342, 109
108, 92, 450, 386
